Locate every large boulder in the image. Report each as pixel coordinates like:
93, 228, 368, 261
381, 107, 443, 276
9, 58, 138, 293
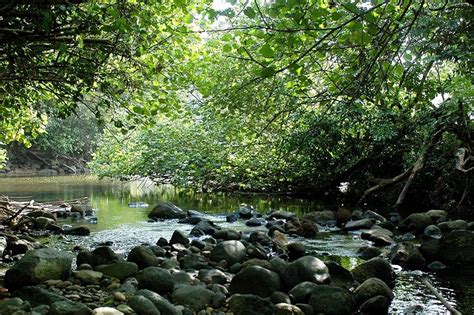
398, 213, 432, 233
5, 248, 72, 291
128, 295, 160, 315
229, 266, 281, 297
171, 285, 215, 312
127, 246, 158, 269
439, 230, 474, 264
49, 301, 92, 315
353, 277, 394, 305
136, 267, 174, 295
136, 289, 180, 315
389, 242, 425, 270
351, 257, 395, 287
148, 202, 186, 220
210, 240, 246, 265
288, 282, 319, 303
228, 294, 276, 315
281, 256, 330, 289
96, 261, 138, 281
309, 285, 356, 315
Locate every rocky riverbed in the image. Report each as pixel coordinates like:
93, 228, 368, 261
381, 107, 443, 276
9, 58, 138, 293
1, 201, 474, 314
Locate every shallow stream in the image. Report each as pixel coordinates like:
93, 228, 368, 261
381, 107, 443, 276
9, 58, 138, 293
0, 175, 472, 314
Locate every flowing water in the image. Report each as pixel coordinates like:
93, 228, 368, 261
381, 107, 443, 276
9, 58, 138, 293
0, 175, 472, 314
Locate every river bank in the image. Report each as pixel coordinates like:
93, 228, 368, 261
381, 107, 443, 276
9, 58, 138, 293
0, 176, 473, 314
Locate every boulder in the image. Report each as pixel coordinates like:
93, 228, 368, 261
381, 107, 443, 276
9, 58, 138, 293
179, 253, 209, 270
246, 217, 266, 227
361, 229, 395, 246
284, 218, 318, 237
351, 257, 395, 287
419, 239, 440, 262
357, 246, 382, 260
398, 213, 432, 233
171, 285, 215, 312
275, 303, 305, 315
287, 242, 306, 260
325, 261, 355, 289
281, 256, 330, 289
389, 242, 425, 270
148, 202, 186, 220
353, 277, 394, 305
336, 208, 352, 224
309, 285, 356, 315
63, 225, 90, 236
228, 294, 276, 315
190, 219, 221, 236
213, 229, 241, 240
271, 291, 291, 304
344, 219, 374, 231
127, 246, 158, 269
302, 210, 336, 225
49, 301, 91, 315
77, 247, 119, 268
197, 269, 228, 285
439, 230, 474, 264
169, 230, 190, 246
363, 210, 386, 223
288, 282, 319, 303
92, 307, 124, 315
229, 266, 281, 297
438, 220, 468, 232
136, 267, 174, 295
248, 231, 272, 245
426, 209, 448, 223
73, 270, 103, 285
128, 295, 160, 315
5, 248, 72, 291
269, 211, 296, 221
96, 261, 138, 281
238, 205, 254, 219
136, 289, 180, 315
360, 295, 390, 315
210, 240, 246, 265
424, 225, 442, 239
0, 298, 31, 314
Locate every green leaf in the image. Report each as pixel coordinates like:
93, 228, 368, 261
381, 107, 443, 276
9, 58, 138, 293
259, 44, 275, 58
260, 66, 276, 77
244, 7, 256, 19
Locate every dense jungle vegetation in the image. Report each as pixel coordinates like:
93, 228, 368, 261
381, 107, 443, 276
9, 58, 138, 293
0, 0, 472, 215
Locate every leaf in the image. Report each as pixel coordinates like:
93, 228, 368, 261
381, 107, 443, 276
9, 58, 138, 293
244, 7, 256, 19
259, 44, 275, 58
223, 44, 232, 53
260, 66, 276, 77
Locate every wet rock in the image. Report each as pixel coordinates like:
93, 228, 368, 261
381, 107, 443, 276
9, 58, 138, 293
281, 256, 330, 289
357, 246, 382, 260
352, 257, 395, 286
390, 242, 425, 270
226, 212, 239, 223
288, 282, 319, 303
295, 304, 314, 315
136, 267, 174, 295
127, 246, 158, 269
179, 216, 203, 225
336, 208, 352, 224
439, 230, 474, 264
63, 225, 90, 236
7, 238, 35, 255
0, 298, 31, 314
238, 205, 255, 219
359, 295, 390, 315
49, 300, 91, 315
15, 286, 65, 307
229, 266, 281, 297
424, 225, 442, 239
128, 295, 160, 315
269, 211, 296, 221
169, 230, 190, 246
398, 213, 432, 233
275, 303, 305, 315
287, 242, 306, 260
92, 307, 124, 315
426, 209, 448, 223
96, 262, 138, 282
179, 253, 209, 270
271, 291, 291, 304
77, 247, 119, 268
210, 240, 246, 265
213, 229, 241, 240
198, 269, 228, 285
246, 217, 266, 227
248, 231, 271, 245
302, 210, 336, 225
171, 285, 215, 312
270, 257, 288, 276
438, 220, 468, 232
427, 261, 447, 272
5, 248, 72, 290
363, 210, 386, 223
309, 285, 356, 315
191, 219, 221, 236
228, 294, 276, 315
148, 202, 186, 220
136, 289, 180, 315
325, 261, 355, 289
284, 219, 318, 238
344, 219, 374, 231
73, 270, 103, 285
361, 229, 395, 246
353, 277, 394, 305
246, 243, 269, 260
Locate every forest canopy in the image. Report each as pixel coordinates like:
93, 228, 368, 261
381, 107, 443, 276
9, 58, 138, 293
1, 0, 473, 214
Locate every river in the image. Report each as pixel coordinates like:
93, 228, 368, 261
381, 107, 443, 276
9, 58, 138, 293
0, 175, 472, 314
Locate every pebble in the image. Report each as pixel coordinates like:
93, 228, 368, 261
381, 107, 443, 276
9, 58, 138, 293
113, 291, 127, 302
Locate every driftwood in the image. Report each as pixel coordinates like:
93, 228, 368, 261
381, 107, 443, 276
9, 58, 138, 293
357, 168, 411, 205
417, 275, 461, 315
